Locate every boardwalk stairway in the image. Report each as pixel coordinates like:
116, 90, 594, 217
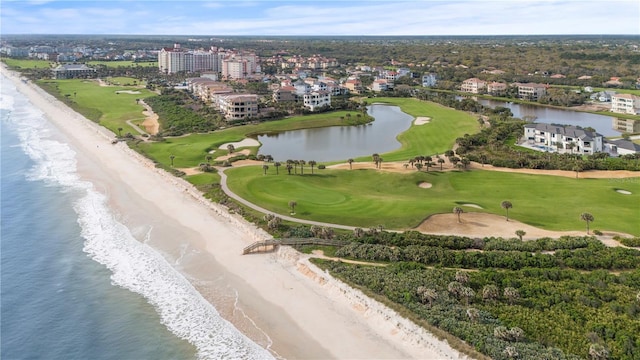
242, 238, 348, 255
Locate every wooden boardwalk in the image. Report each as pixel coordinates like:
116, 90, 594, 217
242, 238, 349, 255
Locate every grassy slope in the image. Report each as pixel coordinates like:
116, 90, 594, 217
226, 166, 640, 235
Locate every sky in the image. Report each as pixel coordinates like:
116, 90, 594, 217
1, 0, 639, 36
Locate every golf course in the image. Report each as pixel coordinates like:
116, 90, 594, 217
20, 74, 640, 236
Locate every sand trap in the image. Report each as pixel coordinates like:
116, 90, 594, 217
217, 138, 260, 150
461, 203, 483, 209
418, 182, 432, 188
414, 116, 431, 125
115, 90, 141, 94
616, 189, 632, 195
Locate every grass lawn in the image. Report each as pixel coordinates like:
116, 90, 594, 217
87, 60, 158, 68
37, 78, 156, 134
2, 58, 54, 69
366, 97, 480, 161
225, 166, 640, 235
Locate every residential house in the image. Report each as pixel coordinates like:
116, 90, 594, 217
611, 93, 640, 115
371, 79, 390, 92
487, 82, 507, 96
605, 139, 640, 157
422, 73, 437, 87
461, 78, 487, 94
523, 123, 603, 154
590, 90, 616, 102
272, 86, 298, 103
343, 79, 363, 94
516, 83, 548, 101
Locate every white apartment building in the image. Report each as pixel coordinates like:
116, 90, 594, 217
523, 123, 603, 154
611, 93, 640, 115
302, 91, 331, 111
461, 78, 487, 93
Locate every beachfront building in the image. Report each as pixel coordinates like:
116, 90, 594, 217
460, 78, 486, 94
523, 123, 603, 154
516, 83, 548, 101
611, 93, 640, 115
51, 64, 97, 79
218, 94, 258, 120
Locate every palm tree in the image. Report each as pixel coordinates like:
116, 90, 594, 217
453, 206, 463, 223
437, 157, 445, 170
348, 158, 354, 170
581, 212, 594, 234
170, 154, 175, 167
501, 201, 513, 221
262, 164, 269, 175
299, 160, 306, 175
288, 200, 297, 214
227, 144, 235, 155
416, 286, 438, 307
425, 160, 434, 172
455, 270, 469, 284
588, 344, 610, 360
415, 163, 423, 171
460, 287, 475, 305
293, 160, 299, 174
274, 161, 281, 175
117, 127, 123, 137
372, 153, 380, 168
515, 230, 526, 241
408, 158, 415, 168
353, 227, 364, 238
205, 155, 213, 164
308, 160, 316, 174
573, 162, 584, 179
286, 164, 293, 175
461, 157, 471, 169
450, 156, 460, 167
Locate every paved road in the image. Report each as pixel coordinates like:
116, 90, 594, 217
217, 166, 359, 231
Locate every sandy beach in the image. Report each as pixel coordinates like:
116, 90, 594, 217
2, 66, 467, 359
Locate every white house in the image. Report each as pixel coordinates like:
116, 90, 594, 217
523, 123, 603, 154
461, 78, 486, 94
605, 139, 640, 157
422, 73, 437, 87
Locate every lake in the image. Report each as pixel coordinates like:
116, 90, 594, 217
257, 104, 414, 162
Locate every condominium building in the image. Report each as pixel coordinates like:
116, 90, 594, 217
611, 93, 640, 115
487, 81, 507, 95
523, 123, 603, 154
516, 83, 548, 101
461, 78, 487, 93
302, 91, 331, 111
218, 94, 258, 120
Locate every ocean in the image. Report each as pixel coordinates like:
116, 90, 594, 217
0, 74, 273, 359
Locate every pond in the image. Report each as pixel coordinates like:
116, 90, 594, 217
257, 104, 414, 162
477, 99, 623, 137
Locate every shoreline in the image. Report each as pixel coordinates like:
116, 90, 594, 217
1, 66, 467, 359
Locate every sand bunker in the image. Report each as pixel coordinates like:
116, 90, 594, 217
217, 138, 260, 150
414, 117, 431, 125
461, 203, 483, 209
115, 90, 141, 94
616, 189, 632, 195
418, 182, 432, 188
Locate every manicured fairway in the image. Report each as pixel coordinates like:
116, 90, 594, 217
225, 166, 640, 235
38, 79, 156, 134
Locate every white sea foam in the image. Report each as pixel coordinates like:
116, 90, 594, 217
3, 74, 274, 360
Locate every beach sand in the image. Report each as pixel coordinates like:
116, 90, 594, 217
2, 66, 466, 359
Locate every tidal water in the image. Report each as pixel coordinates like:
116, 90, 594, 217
0, 74, 272, 360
